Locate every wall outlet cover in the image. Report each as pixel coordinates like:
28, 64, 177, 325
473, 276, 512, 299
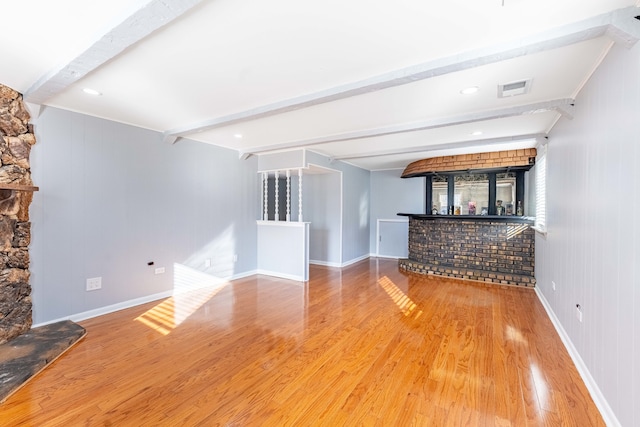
86, 277, 102, 291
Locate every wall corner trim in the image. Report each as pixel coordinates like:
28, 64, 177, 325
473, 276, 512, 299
534, 287, 621, 427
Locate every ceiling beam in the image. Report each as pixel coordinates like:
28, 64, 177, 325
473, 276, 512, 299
164, 135, 179, 145
24, 0, 204, 105
330, 134, 547, 162
239, 99, 573, 157
163, 6, 639, 143
605, 8, 640, 48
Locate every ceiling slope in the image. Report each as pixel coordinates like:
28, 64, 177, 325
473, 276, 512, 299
1, 1, 638, 170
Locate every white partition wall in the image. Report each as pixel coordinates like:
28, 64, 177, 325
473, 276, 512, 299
257, 221, 309, 281
257, 164, 310, 281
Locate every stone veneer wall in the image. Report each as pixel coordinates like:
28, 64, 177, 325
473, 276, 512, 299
0, 84, 36, 344
402, 148, 536, 177
399, 218, 536, 287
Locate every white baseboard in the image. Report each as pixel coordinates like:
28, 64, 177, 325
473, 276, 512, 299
32, 269, 260, 328
32, 290, 174, 328
535, 287, 620, 427
340, 253, 370, 267
227, 270, 258, 281
310, 254, 370, 268
309, 260, 342, 268
375, 253, 406, 259
256, 269, 306, 282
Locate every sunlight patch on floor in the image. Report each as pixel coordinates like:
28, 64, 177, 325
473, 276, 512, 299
135, 263, 231, 335
378, 275, 423, 319
506, 324, 528, 345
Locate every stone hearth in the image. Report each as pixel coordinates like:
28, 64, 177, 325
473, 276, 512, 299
0, 320, 86, 402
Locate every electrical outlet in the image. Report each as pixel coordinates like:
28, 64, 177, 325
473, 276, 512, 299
233, 254, 238, 263
204, 258, 211, 268
86, 277, 102, 291
155, 267, 165, 275
552, 281, 556, 291
576, 304, 583, 322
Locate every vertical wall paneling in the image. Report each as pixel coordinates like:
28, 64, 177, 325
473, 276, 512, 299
30, 107, 259, 324
304, 171, 342, 266
304, 152, 370, 265
535, 41, 640, 427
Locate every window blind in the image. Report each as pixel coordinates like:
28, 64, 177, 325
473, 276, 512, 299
535, 145, 547, 231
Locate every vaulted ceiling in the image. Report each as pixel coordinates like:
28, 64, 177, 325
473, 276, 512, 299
2, 0, 639, 170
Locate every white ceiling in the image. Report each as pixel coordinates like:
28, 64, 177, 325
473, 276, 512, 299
2, 0, 639, 171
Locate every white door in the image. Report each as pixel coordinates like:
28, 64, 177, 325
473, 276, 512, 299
377, 220, 408, 258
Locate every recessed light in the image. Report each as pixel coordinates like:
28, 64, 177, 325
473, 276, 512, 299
471, 131, 483, 136
234, 134, 243, 139
82, 88, 102, 96
460, 86, 479, 95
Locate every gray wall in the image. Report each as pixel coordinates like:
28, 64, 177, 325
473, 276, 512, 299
305, 171, 341, 265
369, 169, 425, 254
30, 107, 259, 324
536, 41, 639, 426
305, 151, 370, 264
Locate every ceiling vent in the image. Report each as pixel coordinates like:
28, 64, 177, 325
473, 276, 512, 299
498, 79, 532, 98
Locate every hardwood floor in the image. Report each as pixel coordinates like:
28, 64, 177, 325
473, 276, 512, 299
0, 259, 603, 426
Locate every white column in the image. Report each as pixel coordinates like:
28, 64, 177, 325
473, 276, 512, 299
298, 168, 303, 222
274, 170, 280, 221
286, 169, 291, 222
263, 172, 268, 221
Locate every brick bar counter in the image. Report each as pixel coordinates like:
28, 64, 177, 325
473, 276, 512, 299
397, 214, 535, 287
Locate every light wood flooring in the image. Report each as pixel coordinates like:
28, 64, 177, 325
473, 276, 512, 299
0, 259, 604, 426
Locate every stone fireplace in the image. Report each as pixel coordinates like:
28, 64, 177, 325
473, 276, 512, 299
0, 84, 38, 344
0, 85, 85, 404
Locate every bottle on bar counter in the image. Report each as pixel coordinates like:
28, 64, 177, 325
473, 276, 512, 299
516, 200, 523, 216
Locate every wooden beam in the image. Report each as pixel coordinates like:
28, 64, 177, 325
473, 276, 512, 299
163, 7, 639, 141
241, 99, 572, 156
24, 0, 204, 105
330, 134, 547, 162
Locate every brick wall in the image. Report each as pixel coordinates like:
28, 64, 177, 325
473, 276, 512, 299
399, 218, 535, 287
401, 148, 536, 177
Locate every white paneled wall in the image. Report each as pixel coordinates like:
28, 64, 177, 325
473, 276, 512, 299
535, 41, 639, 427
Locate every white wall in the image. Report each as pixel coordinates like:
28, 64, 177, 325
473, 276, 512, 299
536, 41, 639, 427
30, 107, 259, 324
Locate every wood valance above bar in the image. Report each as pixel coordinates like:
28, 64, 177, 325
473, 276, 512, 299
401, 148, 536, 178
